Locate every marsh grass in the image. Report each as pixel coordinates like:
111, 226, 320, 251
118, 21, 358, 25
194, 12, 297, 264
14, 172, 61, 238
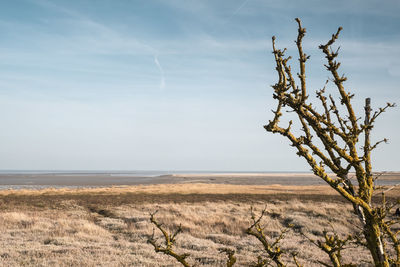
0, 184, 398, 266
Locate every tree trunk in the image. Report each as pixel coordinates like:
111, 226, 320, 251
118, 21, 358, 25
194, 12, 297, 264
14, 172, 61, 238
363, 212, 389, 267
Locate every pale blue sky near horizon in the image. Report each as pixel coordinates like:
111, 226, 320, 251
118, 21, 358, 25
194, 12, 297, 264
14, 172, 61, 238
0, 0, 399, 171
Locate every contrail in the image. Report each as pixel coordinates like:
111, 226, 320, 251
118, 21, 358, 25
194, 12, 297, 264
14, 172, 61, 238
232, 0, 250, 16
154, 55, 165, 90
221, 0, 250, 26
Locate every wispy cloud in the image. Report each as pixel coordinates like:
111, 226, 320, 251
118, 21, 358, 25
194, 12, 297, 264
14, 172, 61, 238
154, 55, 166, 90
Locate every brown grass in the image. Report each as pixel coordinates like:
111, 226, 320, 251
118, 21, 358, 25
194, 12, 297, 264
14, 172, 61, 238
0, 184, 399, 266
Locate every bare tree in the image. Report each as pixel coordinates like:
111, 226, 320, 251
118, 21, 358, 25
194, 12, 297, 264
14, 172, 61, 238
265, 18, 396, 266
146, 18, 398, 267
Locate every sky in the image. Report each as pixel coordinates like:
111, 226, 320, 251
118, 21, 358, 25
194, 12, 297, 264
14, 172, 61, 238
0, 0, 399, 171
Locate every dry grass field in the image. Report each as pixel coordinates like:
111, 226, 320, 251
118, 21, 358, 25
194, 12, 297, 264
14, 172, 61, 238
0, 184, 399, 266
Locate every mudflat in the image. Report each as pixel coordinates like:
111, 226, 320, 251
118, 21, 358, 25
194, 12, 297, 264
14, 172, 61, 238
0, 171, 399, 188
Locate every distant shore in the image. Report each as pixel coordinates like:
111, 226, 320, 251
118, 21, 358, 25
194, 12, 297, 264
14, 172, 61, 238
0, 171, 399, 190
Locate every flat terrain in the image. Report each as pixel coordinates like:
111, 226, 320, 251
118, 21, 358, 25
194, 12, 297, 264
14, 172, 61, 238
0, 172, 399, 189
0, 177, 399, 266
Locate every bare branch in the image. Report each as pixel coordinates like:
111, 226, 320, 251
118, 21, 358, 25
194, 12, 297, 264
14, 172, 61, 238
219, 248, 237, 267
295, 17, 308, 102
265, 19, 395, 266
302, 230, 356, 267
246, 207, 287, 267
369, 103, 396, 126
292, 252, 303, 267
148, 211, 191, 267
319, 26, 360, 135
370, 138, 389, 151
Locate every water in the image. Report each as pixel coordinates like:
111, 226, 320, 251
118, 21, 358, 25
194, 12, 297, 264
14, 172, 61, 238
0, 170, 398, 190
0, 170, 172, 177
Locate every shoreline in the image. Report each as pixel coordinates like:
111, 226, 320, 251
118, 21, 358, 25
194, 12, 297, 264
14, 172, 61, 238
0, 172, 399, 189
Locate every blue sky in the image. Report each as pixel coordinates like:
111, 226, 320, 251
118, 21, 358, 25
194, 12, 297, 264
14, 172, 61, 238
0, 0, 398, 171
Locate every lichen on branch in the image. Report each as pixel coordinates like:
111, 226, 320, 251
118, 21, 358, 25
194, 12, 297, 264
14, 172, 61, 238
264, 18, 396, 267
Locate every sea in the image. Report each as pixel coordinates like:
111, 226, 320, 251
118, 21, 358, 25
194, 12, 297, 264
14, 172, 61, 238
0, 170, 398, 190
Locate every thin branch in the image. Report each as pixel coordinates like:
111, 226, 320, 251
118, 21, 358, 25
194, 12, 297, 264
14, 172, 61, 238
246, 207, 287, 267
219, 248, 237, 267
148, 211, 191, 267
295, 17, 308, 102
